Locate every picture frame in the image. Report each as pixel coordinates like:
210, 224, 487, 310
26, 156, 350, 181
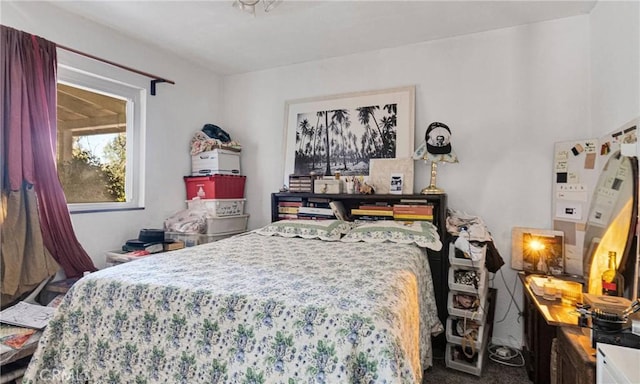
511, 227, 565, 275
368, 157, 414, 194
283, 86, 415, 186
390, 173, 403, 195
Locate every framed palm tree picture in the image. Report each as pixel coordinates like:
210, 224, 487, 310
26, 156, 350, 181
283, 85, 415, 186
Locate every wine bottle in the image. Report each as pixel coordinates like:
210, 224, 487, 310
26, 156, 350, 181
601, 251, 624, 296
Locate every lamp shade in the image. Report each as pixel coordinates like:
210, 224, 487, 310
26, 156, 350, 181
413, 121, 458, 163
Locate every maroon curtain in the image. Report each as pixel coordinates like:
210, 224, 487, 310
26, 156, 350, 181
2, 25, 96, 281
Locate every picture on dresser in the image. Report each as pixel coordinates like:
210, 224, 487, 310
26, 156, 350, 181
283, 86, 415, 184
511, 227, 565, 275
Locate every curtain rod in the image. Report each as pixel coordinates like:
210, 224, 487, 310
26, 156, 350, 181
57, 44, 175, 96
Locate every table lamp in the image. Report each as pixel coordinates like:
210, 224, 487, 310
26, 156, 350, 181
412, 121, 458, 194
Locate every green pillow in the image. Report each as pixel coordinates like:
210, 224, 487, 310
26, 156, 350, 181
341, 220, 442, 250
255, 219, 354, 241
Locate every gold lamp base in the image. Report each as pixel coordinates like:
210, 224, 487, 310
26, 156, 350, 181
421, 185, 445, 195
420, 161, 446, 195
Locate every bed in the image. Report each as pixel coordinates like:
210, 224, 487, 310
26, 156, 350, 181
23, 220, 443, 383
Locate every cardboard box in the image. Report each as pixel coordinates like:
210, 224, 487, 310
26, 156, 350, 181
191, 149, 241, 176
313, 179, 342, 194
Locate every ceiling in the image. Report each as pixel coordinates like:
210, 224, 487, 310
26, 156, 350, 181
48, 0, 597, 76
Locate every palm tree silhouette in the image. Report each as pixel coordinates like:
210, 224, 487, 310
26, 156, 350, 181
356, 106, 384, 156
312, 111, 324, 169
297, 119, 311, 153
324, 111, 331, 175
331, 109, 349, 170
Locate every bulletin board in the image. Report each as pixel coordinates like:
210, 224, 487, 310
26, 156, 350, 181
553, 120, 638, 276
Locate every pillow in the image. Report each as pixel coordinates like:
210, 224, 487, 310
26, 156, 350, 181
341, 220, 442, 250
255, 219, 354, 241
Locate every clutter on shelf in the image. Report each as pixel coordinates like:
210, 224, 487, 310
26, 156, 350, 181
164, 209, 208, 234
190, 124, 242, 155
446, 208, 504, 273
444, 208, 501, 376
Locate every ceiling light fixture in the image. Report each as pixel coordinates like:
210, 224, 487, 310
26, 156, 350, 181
232, 0, 281, 16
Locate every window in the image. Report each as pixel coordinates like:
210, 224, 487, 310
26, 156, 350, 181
56, 56, 146, 213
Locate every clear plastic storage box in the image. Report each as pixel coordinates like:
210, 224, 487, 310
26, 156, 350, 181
206, 214, 249, 234
447, 283, 489, 322
165, 231, 240, 247
448, 265, 488, 294
186, 198, 246, 217
445, 336, 488, 376
448, 242, 486, 269
446, 316, 488, 351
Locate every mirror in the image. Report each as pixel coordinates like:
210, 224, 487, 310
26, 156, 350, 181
583, 150, 638, 297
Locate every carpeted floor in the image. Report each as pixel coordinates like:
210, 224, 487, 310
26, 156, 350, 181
424, 353, 531, 384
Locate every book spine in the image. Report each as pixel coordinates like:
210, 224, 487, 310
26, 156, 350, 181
358, 205, 393, 211
307, 197, 331, 204
278, 207, 300, 214
353, 216, 394, 221
393, 214, 433, 220
298, 207, 334, 215
295, 214, 334, 220
392, 207, 433, 215
278, 214, 299, 220
279, 201, 303, 207
278, 197, 303, 202
351, 209, 394, 216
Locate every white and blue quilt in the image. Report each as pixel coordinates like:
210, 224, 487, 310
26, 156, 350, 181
23, 233, 442, 383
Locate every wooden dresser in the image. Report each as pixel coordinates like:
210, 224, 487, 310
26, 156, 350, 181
519, 273, 595, 384
556, 327, 595, 384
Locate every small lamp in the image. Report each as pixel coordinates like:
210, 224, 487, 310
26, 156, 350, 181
412, 122, 458, 194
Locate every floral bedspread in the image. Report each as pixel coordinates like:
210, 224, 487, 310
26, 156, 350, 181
23, 233, 443, 383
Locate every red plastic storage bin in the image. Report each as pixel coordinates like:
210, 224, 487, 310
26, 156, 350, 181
184, 175, 246, 199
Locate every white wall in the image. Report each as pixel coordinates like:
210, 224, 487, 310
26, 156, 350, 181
2, 2, 224, 269
222, 15, 591, 347
590, 1, 640, 135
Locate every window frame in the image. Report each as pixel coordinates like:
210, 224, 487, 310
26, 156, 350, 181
57, 54, 146, 213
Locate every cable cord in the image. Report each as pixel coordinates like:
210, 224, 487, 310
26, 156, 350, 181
495, 268, 523, 324
456, 227, 524, 325
487, 343, 525, 367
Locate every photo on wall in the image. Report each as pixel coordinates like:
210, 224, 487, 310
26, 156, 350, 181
283, 86, 415, 185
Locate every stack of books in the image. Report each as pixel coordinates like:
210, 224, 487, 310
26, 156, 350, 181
392, 203, 433, 221
297, 206, 335, 220
351, 204, 394, 221
297, 197, 334, 219
277, 197, 303, 220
